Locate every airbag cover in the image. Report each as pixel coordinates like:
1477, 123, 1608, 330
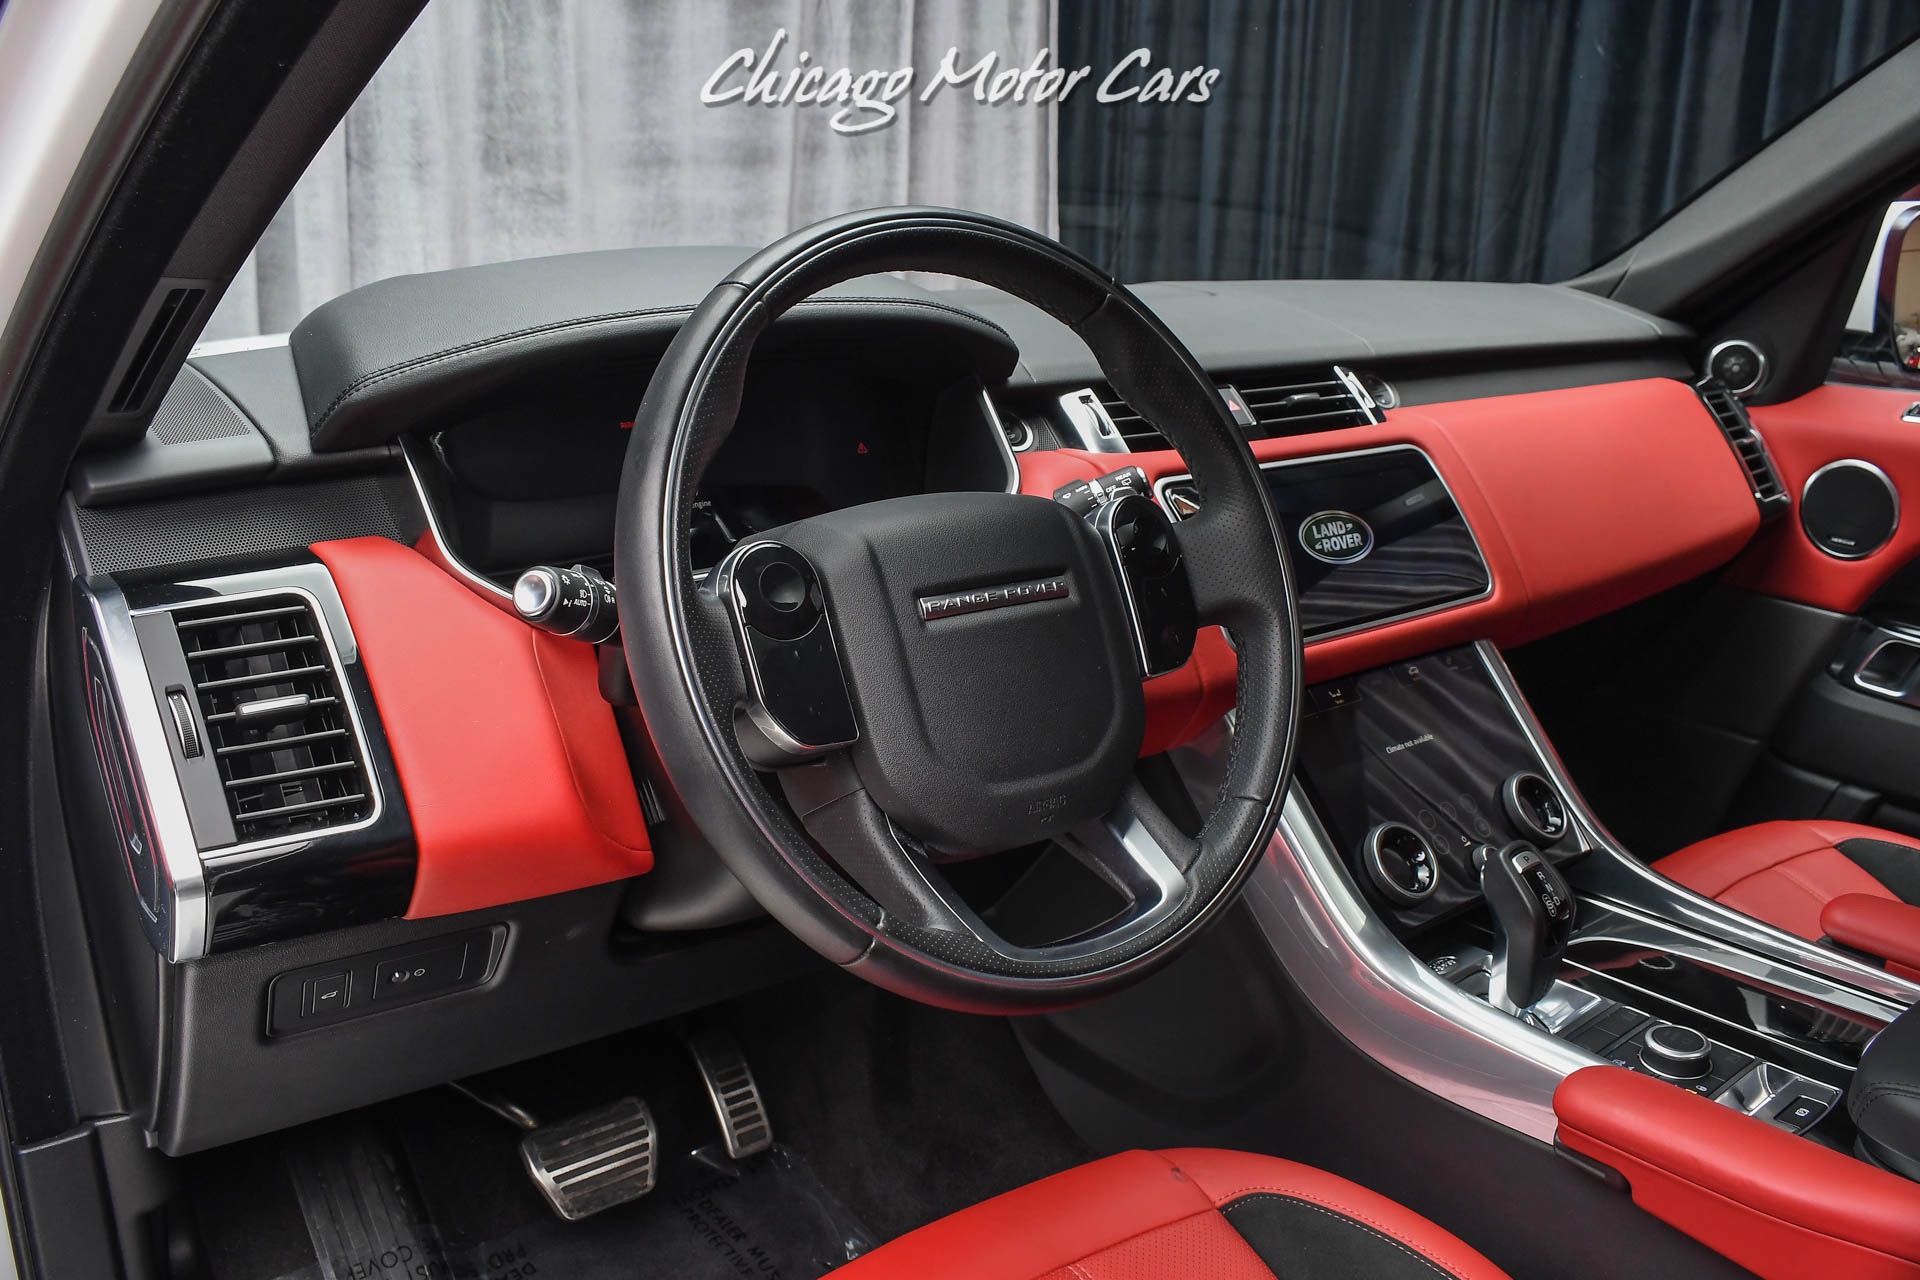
779, 492, 1144, 852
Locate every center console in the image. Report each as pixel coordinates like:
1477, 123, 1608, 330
1288, 642, 1910, 1152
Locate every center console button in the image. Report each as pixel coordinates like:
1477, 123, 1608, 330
1640, 1022, 1713, 1080
372, 941, 469, 1001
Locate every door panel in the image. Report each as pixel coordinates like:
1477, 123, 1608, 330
1718, 382, 1920, 842
1726, 383, 1920, 612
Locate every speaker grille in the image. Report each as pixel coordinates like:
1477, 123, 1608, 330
150, 365, 253, 445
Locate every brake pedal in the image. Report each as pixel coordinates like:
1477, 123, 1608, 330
687, 1029, 773, 1158
449, 1083, 657, 1221
519, 1097, 658, 1221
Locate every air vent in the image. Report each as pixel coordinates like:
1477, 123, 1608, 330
1095, 390, 1171, 452
1238, 368, 1379, 434
1696, 379, 1790, 519
172, 594, 372, 843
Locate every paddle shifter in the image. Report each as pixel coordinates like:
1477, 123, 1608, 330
1477, 841, 1576, 1018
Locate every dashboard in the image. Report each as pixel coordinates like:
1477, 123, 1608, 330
48, 251, 1787, 1154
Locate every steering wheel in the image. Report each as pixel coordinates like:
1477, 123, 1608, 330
615, 208, 1301, 1012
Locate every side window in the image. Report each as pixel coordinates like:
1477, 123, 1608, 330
1837, 197, 1920, 386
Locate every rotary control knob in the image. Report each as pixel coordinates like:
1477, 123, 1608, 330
1502, 772, 1568, 843
1362, 822, 1440, 906
1639, 1022, 1712, 1081
512, 564, 619, 644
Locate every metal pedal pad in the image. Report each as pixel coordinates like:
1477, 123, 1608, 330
687, 1029, 773, 1158
518, 1096, 657, 1221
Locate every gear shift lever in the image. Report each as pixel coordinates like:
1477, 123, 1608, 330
1478, 841, 1576, 1018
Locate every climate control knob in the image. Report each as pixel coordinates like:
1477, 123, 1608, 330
1502, 772, 1569, 843
1361, 822, 1440, 907
1639, 1022, 1712, 1081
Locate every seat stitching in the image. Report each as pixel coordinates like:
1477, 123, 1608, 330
1220, 1192, 1464, 1279
1020, 1206, 1231, 1280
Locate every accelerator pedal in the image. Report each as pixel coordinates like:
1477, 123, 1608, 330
687, 1028, 774, 1158
450, 1083, 657, 1221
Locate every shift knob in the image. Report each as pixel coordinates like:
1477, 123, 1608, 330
1479, 841, 1576, 1014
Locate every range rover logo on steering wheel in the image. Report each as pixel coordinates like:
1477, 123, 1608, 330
917, 575, 1070, 621
1298, 511, 1374, 565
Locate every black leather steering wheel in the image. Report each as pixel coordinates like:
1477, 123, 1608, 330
615, 207, 1301, 1012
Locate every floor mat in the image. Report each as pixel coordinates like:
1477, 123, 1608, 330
186, 974, 1089, 1279
274, 1129, 873, 1280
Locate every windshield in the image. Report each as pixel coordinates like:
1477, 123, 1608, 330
202, 2, 1920, 342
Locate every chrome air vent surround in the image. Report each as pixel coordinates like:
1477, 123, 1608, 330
70, 561, 411, 960
1060, 368, 1383, 454
1240, 367, 1381, 434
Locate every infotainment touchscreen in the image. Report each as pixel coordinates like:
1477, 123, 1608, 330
1293, 645, 1580, 927
1160, 446, 1491, 640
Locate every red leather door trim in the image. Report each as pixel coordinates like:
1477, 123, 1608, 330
313, 537, 652, 917
1555, 1066, 1920, 1280
1821, 893, 1920, 983
1727, 384, 1920, 613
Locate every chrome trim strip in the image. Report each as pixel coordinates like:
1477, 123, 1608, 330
1803, 458, 1899, 561
83, 579, 207, 963
1569, 897, 1900, 1069
1154, 444, 1496, 645
1247, 790, 1590, 1143
1473, 640, 1920, 1007
893, 790, 1193, 965
1852, 632, 1920, 700
400, 437, 515, 606
1705, 338, 1769, 397
975, 384, 1026, 490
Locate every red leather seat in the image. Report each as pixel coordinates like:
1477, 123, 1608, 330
829, 1148, 1508, 1279
1652, 820, 1920, 942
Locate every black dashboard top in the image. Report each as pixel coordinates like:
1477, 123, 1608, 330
68, 246, 1693, 519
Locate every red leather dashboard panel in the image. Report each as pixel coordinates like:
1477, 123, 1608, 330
1725, 383, 1920, 613
1555, 1065, 1920, 1280
1019, 377, 1758, 745
312, 537, 653, 918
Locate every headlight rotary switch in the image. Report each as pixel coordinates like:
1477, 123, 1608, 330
513, 564, 620, 644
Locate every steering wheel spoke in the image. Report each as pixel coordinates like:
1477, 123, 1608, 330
704, 538, 860, 767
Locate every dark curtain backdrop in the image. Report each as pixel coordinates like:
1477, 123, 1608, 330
1057, 0, 1920, 283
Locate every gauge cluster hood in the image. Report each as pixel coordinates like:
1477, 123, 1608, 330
289, 246, 1023, 452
